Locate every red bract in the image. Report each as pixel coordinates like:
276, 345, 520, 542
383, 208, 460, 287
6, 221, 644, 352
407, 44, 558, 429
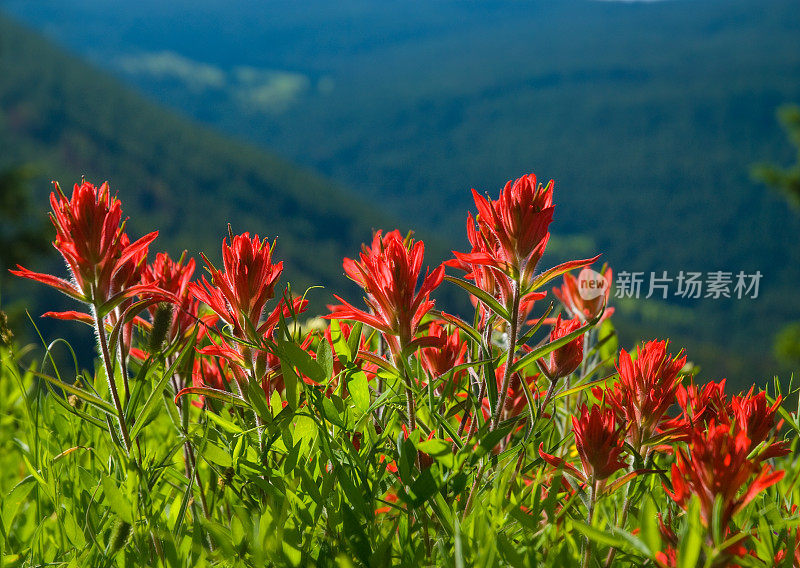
539, 404, 627, 483
539, 314, 584, 380
461, 173, 554, 282
675, 378, 730, 428
572, 404, 628, 481
328, 230, 444, 358
665, 422, 785, 529
143, 252, 200, 343
553, 267, 615, 322
730, 388, 789, 460
191, 232, 282, 338
11, 180, 158, 309
599, 340, 686, 449
447, 214, 546, 322
420, 322, 468, 384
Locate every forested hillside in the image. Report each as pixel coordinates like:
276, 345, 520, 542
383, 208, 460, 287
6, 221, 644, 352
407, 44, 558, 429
0, 13, 396, 300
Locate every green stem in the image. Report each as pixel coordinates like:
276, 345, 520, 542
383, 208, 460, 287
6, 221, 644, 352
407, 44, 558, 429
92, 300, 132, 454
491, 277, 521, 431
582, 479, 598, 568
604, 447, 650, 568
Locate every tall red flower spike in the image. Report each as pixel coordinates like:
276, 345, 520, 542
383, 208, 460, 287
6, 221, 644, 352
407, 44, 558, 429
598, 340, 686, 449
11, 180, 159, 310
539, 314, 585, 380
463, 173, 554, 282
191, 232, 283, 339
142, 252, 200, 344
447, 213, 547, 322
420, 321, 468, 384
328, 230, 444, 358
553, 267, 615, 323
674, 378, 730, 428
665, 421, 784, 530
539, 404, 627, 483
729, 388, 789, 461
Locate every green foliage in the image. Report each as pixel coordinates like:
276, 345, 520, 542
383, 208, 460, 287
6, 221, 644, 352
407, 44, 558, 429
753, 104, 800, 210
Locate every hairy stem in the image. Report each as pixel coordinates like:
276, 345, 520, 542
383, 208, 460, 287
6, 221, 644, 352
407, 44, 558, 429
92, 300, 132, 454
491, 278, 521, 431
581, 479, 598, 568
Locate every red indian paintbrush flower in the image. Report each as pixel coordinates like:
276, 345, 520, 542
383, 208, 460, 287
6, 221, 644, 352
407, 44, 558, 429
539, 314, 585, 380
674, 378, 730, 428
191, 232, 283, 339
539, 404, 627, 483
460, 173, 554, 282
729, 388, 789, 461
553, 267, 615, 323
328, 230, 444, 358
447, 213, 547, 322
597, 340, 686, 449
665, 421, 784, 529
11, 180, 159, 310
420, 322, 468, 384
142, 252, 200, 344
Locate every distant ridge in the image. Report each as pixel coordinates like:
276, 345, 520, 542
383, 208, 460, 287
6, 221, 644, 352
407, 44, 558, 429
0, 12, 395, 299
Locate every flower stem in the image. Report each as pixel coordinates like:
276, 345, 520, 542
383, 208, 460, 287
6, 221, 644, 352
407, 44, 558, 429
581, 479, 598, 568
491, 277, 521, 431
92, 301, 132, 454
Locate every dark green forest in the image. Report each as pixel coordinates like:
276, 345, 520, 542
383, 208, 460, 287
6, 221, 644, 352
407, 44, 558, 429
0, 14, 402, 303
2, 1, 800, 386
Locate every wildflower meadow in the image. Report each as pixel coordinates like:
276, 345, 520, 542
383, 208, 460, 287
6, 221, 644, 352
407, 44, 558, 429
1, 173, 798, 567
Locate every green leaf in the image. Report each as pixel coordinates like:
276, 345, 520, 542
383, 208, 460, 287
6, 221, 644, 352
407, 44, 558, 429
278, 339, 326, 385
30, 370, 117, 415
571, 519, 627, 549
202, 442, 233, 468
129, 347, 189, 440
279, 356, 299, 410
60, 508, 86, 548
431, 310, 483, 345
678, 497, 704, 568
407, 469, 439, 507
445, 275, 510, 322
639, 497, 661, 555
348, 369, 370, 412
174, 386, 250, 408
1, 477, 35, 530
102, 475, 134, 525
329, 318, 352, 362
418, 438, 456, 469
205, 410, 244, 434
317, 339, 334, 380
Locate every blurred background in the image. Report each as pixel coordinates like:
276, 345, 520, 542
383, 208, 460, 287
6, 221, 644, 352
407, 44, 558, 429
0, 0, 799, 390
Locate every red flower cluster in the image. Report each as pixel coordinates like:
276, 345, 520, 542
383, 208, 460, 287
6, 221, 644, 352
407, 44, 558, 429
539, 314, 585, 380
552, 266, 615, 323
665, 422, 784, 529
540, 404, 627, 484
11, 181, 161, 313
328, 230, 444, 359
457, 174, 554, 282
191, 232, 283, 339
598, 340, 686, 449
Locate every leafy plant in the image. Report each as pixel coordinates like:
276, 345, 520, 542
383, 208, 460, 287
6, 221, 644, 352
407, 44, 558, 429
1, 173, 797, 567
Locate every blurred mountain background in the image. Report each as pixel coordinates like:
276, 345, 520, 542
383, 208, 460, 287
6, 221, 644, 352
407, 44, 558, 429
1, 0, 799, 388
